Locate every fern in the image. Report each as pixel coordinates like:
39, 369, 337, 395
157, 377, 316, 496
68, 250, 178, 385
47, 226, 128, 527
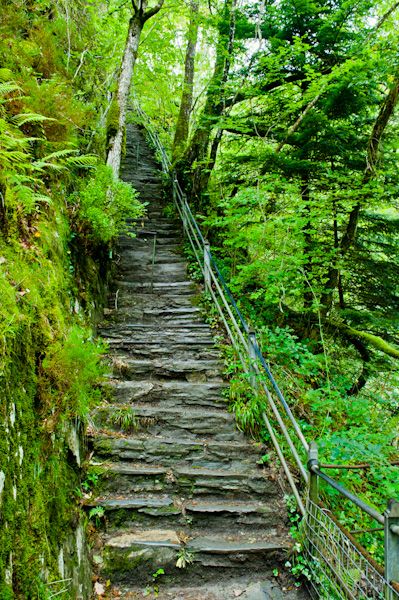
12, 113, 55, 127
0, 83, 21, 97
0, 68, 14, 82
66, 154, 98, 168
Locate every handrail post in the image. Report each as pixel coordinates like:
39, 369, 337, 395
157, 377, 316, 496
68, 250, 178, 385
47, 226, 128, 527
204, 240, 211, 292
307, 442, 319, 505
384, 500, 399, 594
248, 330, 257, 387
182, 194, 189, 234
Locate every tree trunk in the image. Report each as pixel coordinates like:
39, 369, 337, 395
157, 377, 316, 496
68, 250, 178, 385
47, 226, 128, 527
177, 0, 236, 206
172, 0, 199, 161
321, 75, 399, 314
106, 0, 164, 178
301, 174, 313, 310
106, 16, 142, 178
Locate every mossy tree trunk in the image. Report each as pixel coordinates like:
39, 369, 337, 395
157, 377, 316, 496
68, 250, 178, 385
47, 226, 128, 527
106, 0, 164, 178
321, 75, 399, 314
177, 0, 236, 207
172, 0, 199, 161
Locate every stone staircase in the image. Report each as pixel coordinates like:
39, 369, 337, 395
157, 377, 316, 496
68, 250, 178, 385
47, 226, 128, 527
88, 123, 308, 599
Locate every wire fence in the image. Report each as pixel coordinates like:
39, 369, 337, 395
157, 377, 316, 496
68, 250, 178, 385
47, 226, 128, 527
130, 100, 399, 599
304, 500, 399, 600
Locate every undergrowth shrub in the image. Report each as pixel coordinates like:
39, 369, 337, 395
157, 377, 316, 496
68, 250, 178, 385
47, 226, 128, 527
69, 164, 145, 245
40, 326, 106, 422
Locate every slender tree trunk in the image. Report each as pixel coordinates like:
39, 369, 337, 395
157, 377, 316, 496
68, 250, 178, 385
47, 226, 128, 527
106, 0, 164, 178
301, 174, 313, 310
177, 0, 236, 206
172, 0, 199, 161
107, 16, 142, 178
321, 75, 399, 313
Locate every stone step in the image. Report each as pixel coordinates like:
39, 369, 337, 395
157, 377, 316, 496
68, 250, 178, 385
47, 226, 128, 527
113, 580, 307, 600
112, 280, 197, 295
100, 526, 290, 585
118, 236, 182, 247
92, 405, 237, 437
100, 322, 209, 334
106, 298, 201, 314
87, 494, 283, 532
108, 355, 223, 381
95, 461, 277, 498
101, 380, 228, 407
92, 433, 255, 465
119, 253, 185, 267
107, 293, 200, 310
102, 343, 219, 359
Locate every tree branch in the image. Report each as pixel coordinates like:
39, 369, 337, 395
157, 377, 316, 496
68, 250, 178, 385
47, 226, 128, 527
143, 0, 164, 21
336, 323, 399, 360
276, 91, 323, 153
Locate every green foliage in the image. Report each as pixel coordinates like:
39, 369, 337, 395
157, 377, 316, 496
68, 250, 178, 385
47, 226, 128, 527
40, 326, 106, 421
109, 406, 139, 433
69, 165, 144, 245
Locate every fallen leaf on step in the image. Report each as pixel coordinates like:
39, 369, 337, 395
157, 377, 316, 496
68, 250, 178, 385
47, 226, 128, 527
94, 581, 105, 596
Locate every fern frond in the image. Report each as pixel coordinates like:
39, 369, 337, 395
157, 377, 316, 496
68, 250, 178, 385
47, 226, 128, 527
12, 113, 56, 127
0, 83, 21, 97
33, 161, 67, 172
66, 154, 98, 168
38, 148, 78, 162
32, 193, 52, 205
0, 69, 14, 82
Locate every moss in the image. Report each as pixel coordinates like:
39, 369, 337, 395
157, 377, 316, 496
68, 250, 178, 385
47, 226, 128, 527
106, 97, 121, 151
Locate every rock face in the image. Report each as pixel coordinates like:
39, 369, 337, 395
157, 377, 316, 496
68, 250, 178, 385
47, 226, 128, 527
89, 123, 308, 599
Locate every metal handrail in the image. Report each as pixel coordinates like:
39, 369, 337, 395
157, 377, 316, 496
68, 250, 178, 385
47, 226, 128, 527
131, 101, 399, 591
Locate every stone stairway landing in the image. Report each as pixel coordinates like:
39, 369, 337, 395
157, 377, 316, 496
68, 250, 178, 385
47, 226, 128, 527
88, 123, 308, 599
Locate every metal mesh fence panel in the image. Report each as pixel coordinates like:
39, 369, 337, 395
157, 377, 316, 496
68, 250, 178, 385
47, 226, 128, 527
303, 500, 399, 600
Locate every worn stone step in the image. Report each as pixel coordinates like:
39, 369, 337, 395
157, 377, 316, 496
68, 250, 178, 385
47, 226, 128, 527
102, 335, 215, 346
92, 405, 236, 437
119, 253, 185, 267
92, 433, 256, 465
106, 300, 201, 316
87, 494, 283, 532
113, 579, 307, 600
108, 355, 223, 381
96, 462, 277, 498
100, 327, 214, 341
102, 341, 217, 359
100, 526, 290, 585
107, 293, 200, 310
112, 280, 197, 295
101, 380, 227, 407
100, 322, 209, 335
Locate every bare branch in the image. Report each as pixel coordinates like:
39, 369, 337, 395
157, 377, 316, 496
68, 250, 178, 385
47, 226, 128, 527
131, 0, 139, 13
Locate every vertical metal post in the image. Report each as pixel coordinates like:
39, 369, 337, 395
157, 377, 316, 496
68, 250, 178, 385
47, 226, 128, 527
151, 233, 157, 294
182, 194, 189, 234
307, 442, 319, 505
248, 330, 257, 387
384, 500, 399, 593
204, 240, 211, 292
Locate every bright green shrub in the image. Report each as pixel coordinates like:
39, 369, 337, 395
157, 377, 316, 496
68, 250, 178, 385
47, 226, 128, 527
69, 165, 145, 245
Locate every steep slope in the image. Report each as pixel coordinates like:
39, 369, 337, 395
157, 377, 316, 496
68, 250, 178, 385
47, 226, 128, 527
89, 122, 308, 599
